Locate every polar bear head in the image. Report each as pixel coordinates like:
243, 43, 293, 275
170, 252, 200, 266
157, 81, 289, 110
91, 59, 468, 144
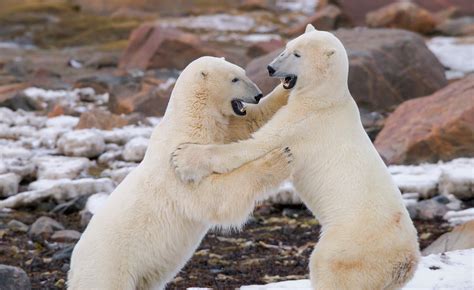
267, 24, 349, 92
171, 56, 262, 117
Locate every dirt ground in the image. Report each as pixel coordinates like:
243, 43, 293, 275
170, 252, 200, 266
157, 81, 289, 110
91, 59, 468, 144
0, 203, 451, 290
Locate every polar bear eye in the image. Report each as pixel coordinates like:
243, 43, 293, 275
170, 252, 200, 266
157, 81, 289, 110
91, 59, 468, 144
232, 78, 239, 83
293, 52, 301, 58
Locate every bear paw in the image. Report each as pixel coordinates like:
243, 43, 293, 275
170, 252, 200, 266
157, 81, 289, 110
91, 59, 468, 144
171, 143, 213, 184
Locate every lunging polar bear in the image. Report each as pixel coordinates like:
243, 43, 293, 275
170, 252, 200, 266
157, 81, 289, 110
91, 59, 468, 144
172, 26, 420, 289
68, 56, 293, 290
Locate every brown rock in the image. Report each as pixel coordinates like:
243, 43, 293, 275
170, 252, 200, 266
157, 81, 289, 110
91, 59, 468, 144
375, 75, 474, 165
285, 4, 352, 36
75, 109, 130, 130
239, 0, 273, 11
109, 77, 174, 117
119, 23, 224, 70
246, 39, 285, 58
0, 83, 28, 103
332, 0, 474, 25
247, 28, 447, 112
437, 17, 474, 36
422, 220, 474, 255
50, 230, 82, 243
366, 1, 437, 34
47, 104, 66, 118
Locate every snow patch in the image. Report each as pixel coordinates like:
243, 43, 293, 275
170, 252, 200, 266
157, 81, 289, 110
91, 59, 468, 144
427, 37, 474, 79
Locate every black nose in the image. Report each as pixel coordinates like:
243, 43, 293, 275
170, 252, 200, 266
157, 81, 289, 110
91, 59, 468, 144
254, 94, 263, 103
267, 65, 275, 76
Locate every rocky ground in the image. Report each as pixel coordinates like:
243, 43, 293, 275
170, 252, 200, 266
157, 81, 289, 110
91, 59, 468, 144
0, 0, 473, 289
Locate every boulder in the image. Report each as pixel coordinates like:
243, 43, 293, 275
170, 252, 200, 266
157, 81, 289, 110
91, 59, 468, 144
0, 265, 31, 290
57, 130, 106, 158
329, 0, 474, 25
7, 220, 29, 233
248, 28, 447, 112
75, 109, 130, 130
109, 77, 174, 117
119, 24, 224, 71
436, 17, 474, 36
423, 220, 474, 255
366, 1, 436, 34
246, 39, 285, 59
375, 75, 474, 165
285, 4, 352, 36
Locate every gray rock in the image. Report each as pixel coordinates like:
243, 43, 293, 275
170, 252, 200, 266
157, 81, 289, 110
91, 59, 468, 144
415, 198, 449, 220
7, 220, 28, 233
28, 216, 64, 239
52, 245, 74, 261
0, 264, 31, 290
50, 230, 81, 243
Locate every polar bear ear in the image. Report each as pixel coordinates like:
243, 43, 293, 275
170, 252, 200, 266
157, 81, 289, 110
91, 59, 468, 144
305, 24, 316, 33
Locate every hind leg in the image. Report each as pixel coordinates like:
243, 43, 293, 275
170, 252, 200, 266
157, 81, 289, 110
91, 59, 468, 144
309, 241, 387, 290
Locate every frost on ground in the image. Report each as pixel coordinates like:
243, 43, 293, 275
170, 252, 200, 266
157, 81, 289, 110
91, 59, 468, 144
427, 37, 474, 80
238, 249, 474, 290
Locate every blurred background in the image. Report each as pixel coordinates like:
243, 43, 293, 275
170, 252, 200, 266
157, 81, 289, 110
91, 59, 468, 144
0, 0, 473, 289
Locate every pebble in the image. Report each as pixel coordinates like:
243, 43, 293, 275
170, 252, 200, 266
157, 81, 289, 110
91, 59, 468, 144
7, 219, 29, 233
50, 230, 81, 243
28, 216, 65, 239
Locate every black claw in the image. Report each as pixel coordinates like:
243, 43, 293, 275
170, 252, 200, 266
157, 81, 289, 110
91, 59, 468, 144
284, 147, 290, 153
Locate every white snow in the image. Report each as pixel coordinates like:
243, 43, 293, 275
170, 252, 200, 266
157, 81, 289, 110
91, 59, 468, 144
100, 126, 153, 145
101, 166, 136, 184
122, 137, 149, 162
33, 156, 90, 180
0, 178, 115, 209
164, 14, 256, 32
0, 173, 21, 197
239, 249, 474, 290
427, 37, 474, 80
83, 192, 109, 216
389, 163, 441, 198
58, 129, 106, 158
276, 0, 318, 14
444, 208, 474, 226
45, 115, 79, 129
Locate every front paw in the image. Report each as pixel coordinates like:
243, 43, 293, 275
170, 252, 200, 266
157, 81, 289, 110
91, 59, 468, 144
171, 144, 212, 184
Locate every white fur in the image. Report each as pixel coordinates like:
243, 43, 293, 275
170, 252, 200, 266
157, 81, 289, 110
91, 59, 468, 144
68, 57, 293, 290
173, 27, 420, 290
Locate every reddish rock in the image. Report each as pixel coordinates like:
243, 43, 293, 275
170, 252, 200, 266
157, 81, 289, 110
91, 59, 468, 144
246, 39, 285, 58
239, 0, 272, 11
50, 230, 82, 243
366, 1, 437, 34
285, 4, 352, 36
247, 28, 447, 112
0, 83, 28, 103
375, 75, 474, 165
75, 109, 130, 130
109, 77, 174, 117
119, 23, 224, 70
332, 0, 474, 25
47, 104, 66, 118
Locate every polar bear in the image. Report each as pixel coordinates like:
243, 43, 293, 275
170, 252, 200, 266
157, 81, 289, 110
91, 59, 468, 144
68, 56, 293, 290
172, 26, 420, 290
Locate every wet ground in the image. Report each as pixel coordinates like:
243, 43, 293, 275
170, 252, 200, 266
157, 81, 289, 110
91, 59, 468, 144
0, 203, 451, 289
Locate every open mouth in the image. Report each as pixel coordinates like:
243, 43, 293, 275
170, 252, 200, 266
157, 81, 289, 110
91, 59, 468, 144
231, 99, 247, 116
282, 75, 297, 89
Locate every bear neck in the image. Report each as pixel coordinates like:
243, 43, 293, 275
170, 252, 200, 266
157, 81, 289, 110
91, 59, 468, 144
172, 88, 229, 144
290, 76, 351, 111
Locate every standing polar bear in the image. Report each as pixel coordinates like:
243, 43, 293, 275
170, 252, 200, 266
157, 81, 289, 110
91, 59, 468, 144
172, 26, 420, 290
68, 56, 293, 290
